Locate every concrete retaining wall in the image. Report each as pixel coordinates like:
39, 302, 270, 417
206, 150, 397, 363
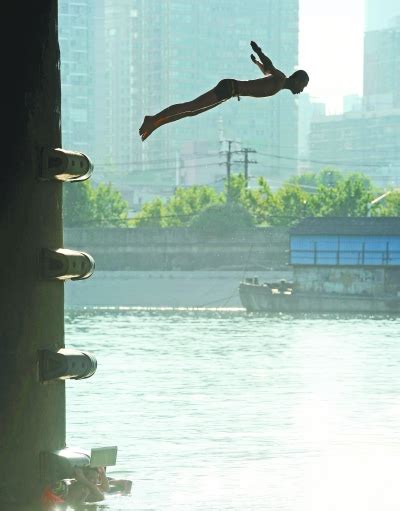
294, 266, 400, 297
294, 266, 385, 296
64, 227, 289, 271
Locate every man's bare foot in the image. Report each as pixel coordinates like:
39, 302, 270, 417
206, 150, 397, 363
139, 116, 155, 141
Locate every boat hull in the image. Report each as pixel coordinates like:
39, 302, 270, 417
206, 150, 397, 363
239, 282, 400, 313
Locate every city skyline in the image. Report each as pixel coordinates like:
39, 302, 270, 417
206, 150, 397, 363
301, 0, 400, 113
300, 0, 364, 113
58, 0, 400, 198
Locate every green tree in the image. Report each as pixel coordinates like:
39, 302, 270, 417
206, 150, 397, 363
287, 171, 318, 190
131, 169, 384, 231
317, 168, 343, 188
311, 173, 375, 217
133, 185, 222, 227
250, 177, 274, 224
288, 168, 343, 191
373, 190, 400, 216
132, 197, 167, 227
164, 186, 222, 226
64, 180, 129, 227
227, 174, 273, 225
92, 182, 129, 227
190, 201, 255, 234
268, 183, 311, 226
63, 181, 96, 227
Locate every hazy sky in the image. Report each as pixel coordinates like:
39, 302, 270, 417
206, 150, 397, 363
299, 0, 365, 113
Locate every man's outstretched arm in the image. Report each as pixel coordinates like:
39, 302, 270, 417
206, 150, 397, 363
251, 54, 268, 75
250, 41, 276, 75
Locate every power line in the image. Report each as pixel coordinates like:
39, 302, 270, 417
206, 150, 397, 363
256, 150, 399, 168
95, 161, 224, 176
94, 149, 400, 173
95, 152, 220, 168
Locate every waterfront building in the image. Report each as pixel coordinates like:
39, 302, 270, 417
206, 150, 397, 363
290, 217, 400, 307
291, 216, 400, 267
239, 217, 400, 313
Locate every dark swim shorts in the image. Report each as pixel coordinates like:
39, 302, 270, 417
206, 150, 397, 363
214, 79, 239, 101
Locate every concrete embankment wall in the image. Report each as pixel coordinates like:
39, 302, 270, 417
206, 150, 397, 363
64, 227, 289, 271
64, 227, 291, 307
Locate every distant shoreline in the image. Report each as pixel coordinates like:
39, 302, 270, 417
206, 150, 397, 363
65, 270, 293, 308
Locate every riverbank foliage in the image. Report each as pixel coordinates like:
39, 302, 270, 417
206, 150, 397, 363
132, 170, 385, 229
64, 169, 400, 229
64, 181, 129, 227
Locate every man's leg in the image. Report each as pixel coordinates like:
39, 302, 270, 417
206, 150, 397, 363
140, 89, 220, 141
141, 101, 223, 140
139, 84, 230, 141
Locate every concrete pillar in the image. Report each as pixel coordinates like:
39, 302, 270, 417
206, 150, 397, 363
0, 2, 65, 508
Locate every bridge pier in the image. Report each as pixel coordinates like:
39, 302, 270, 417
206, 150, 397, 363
0, 2, 65, 507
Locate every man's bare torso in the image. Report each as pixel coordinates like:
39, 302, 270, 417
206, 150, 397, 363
236, 72, 286, 98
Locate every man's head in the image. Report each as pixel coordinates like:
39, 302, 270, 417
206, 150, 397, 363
287, 70, 309, 94
83, 467, 99, 483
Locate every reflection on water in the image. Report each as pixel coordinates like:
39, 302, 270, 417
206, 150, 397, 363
65, 309, 400, 511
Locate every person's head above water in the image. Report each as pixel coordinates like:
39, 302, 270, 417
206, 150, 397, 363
286, 70, 309, 94
83, 467, 99, 483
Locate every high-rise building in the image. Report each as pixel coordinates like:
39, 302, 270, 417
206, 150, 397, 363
365, 0, 400, 31
59, 0, 144, 204
92, 0, 107, 168
58, 0, 96, 156
309, 109, 400, 187
101, 0, 143, 168
343, 94, 362, 113
297, 94, 326, 162
363, 19, 400, 111
307, 6, 400, 186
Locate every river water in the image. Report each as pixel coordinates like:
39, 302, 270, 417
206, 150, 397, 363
65, 309, 400, 511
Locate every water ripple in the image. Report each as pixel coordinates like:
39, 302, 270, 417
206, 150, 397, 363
66, 309, 400, 511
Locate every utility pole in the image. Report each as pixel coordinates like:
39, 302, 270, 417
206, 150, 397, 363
243, 148, 257, 186
220, 140, 234, 200
234, 148, 257, 187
